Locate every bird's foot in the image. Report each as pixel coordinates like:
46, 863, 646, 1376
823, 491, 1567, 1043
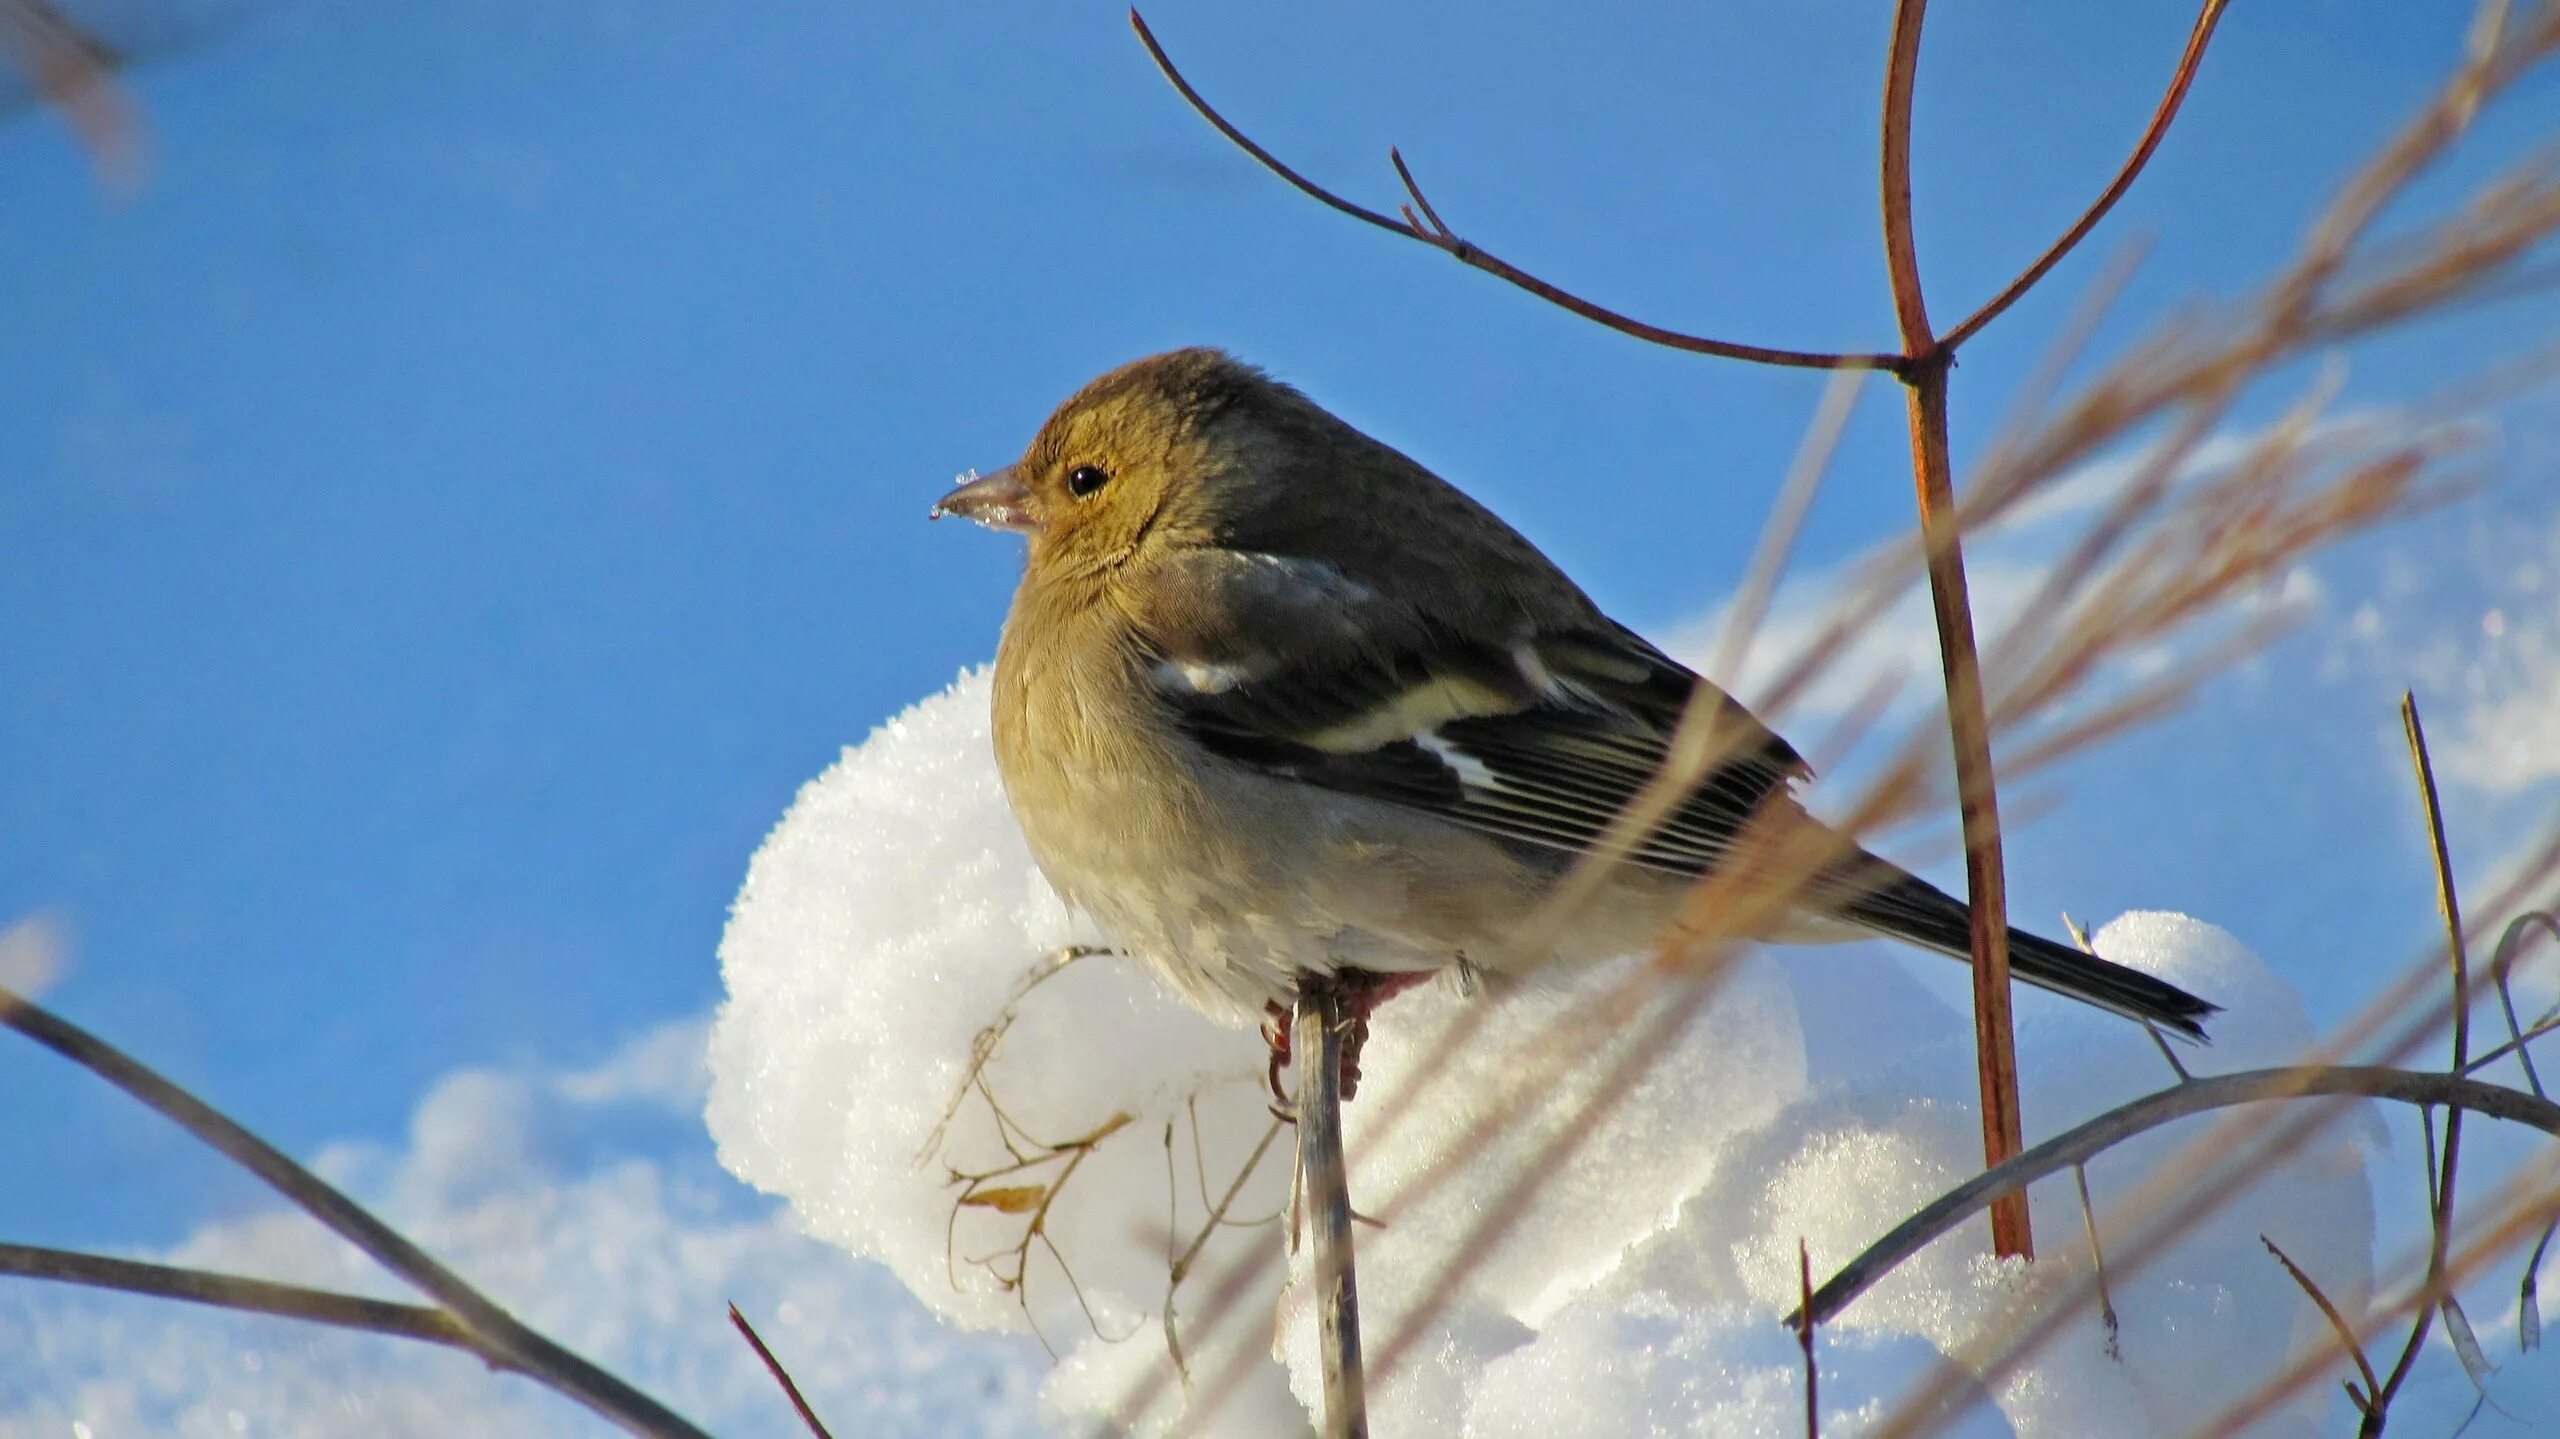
1324, 969, 1433, 1103
1265, 971, 1433, 1108
1261, 1001, 1296, 1121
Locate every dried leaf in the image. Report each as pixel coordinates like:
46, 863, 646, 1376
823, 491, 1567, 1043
2522, 1272, 2542, 1353
2444, 1293, 2498, 1389
961, 1185, 1047, 1215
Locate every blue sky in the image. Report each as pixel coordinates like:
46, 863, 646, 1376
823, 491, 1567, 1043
3, 1, 2559, 1425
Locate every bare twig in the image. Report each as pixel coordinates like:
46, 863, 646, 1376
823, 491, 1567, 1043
946, 1110, 1136, 1355
1164, 1116, 1286, 1383
2260, 1235, 2383, 1431
1125, 9, 1897, 372
921, 944, 1109, 1164
1942, 0, 2231, 348
728, 1303, 836, 1439
2073, 1166, 2120, 1358
1795, 1065, 2560, 1327
1798, 1239, 1821, 1439
0, 1243, 487, 1360
0, 983, 715, 1439
1295, 985, 1368, 1439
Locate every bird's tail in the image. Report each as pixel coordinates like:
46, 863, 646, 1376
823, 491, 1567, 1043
1830, 860, 2217, 1040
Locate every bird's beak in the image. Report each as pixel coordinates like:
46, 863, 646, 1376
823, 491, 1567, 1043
930, 465, 1040, 533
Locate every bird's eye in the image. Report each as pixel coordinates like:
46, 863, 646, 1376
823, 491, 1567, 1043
1067, 464, 1112, 499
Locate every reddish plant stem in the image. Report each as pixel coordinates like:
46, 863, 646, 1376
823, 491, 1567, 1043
1881, 0, 2030, 1260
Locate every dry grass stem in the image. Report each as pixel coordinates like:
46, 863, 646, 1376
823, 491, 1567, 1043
2260, 1235, 2383, 1428
2073, 1166, 2121, 1358
727, 1303, 836, 1439
2367, 695, 2476, 1414
1856, 830, 2560, 1439
0, 0, 142, 185
0, 1242, 489, 1361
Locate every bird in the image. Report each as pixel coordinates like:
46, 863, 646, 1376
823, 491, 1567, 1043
932, 349, 2215, 1090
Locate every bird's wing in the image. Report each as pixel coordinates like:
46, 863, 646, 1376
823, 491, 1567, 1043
1136, 548, 1808, 876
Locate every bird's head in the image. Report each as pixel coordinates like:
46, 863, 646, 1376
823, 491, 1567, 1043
932, 348, 1318, 577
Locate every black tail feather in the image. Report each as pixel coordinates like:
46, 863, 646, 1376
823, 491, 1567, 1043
1838, 870, 2218, 1040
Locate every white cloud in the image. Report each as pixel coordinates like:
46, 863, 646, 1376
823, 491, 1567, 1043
2436, 558, 2560, 797
0, 1016, 1048, 1439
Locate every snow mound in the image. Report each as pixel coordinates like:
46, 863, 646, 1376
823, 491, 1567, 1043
710, 669, 2378, 1436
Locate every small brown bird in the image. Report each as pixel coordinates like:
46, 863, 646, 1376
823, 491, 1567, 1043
935, 349, 2213, 1075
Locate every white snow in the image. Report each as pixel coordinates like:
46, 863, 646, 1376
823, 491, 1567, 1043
702, 668, 2407, 1436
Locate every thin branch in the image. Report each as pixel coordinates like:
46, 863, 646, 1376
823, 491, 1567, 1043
727, 1303, 836, 1439
1879, 0, 1936, 347
1796, 1065, 2560, 1327
1942, 0, 2232, 349
0, 1243, 489, 1360
921, 944, 1108, 1164
2260, 1235, 2383, 1430
1798, 1239, 1821, 1439
2073, 1166, 2121, 1358
1164, 1116, 1286, 1383
1125, 9, 1898, 372
0, 983, 715, 1439
945, 1111, 1137, 1354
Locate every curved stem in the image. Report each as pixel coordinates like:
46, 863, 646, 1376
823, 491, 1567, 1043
0, 1243, 493, 1360
1796, 1065, 2560, 1326
1127, 9, 1898, 372
1880, 0, 2030, 1260
1879, 0, 1935, 347
1942, 0, 2232, 349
